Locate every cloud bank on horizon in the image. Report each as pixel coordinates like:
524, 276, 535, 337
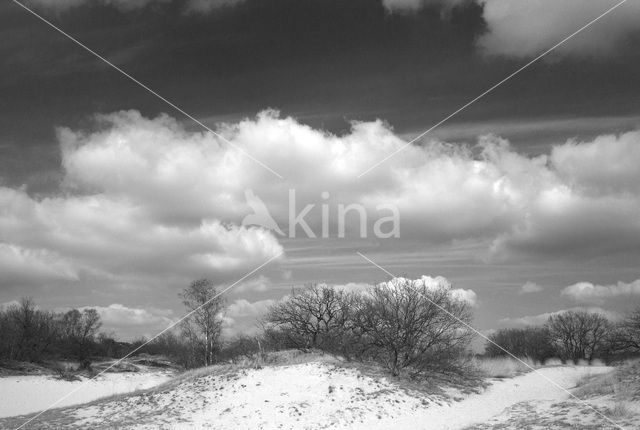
562, 280, 640, 304
500, 306, 624, 327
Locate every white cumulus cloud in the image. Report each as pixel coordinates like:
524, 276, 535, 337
519, 281, 543, 294
3, 109, 640, 301
478, 0, 640, 58
561, 279, 640, 303
381, 275, 478, 306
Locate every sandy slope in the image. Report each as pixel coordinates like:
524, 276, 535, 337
0, 370, 173, 419
369, 365, 613, 430
2, 362, 616, 430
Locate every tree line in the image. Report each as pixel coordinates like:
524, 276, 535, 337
142, 278, 475, 376
486, 308, 640, 363
4, 280, 638, 375
0, 298, 105, 365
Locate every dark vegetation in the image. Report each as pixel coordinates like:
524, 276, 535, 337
0, 298, 104, 366
2, 279, 639, 380
263, 281, 474, 376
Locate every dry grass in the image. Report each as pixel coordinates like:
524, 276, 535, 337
607, 401, 634, 419
573, 372, 617, 398
573, 359, 640, 422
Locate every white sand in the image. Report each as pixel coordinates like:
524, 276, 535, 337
0, 370, 172, 418
61, 362, 613, 429
366, 365, 613, 430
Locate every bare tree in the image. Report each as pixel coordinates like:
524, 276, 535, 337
180, 279, 226, 366
355, 279, 473, 376
5, 298, 57, 362
264, 284, 356, 353
59, 308, 102, 361
546, 310, 610, 362
61, 309, 102, 343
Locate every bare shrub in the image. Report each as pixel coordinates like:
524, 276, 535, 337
52, 363, 81, 381
264, 284, 357, 354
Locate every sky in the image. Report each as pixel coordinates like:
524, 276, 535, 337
1, 0, 640, 341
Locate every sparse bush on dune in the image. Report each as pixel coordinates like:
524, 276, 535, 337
354, 279, 474, 377
264, 280, 474, 378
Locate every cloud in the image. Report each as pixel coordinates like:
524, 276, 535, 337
551, 131, 640, 195
223, 298, 274, 336
227, 298, 274, 319
0, 244, 78, 289
0, 111, 285, 303
233, 275, 271, 293
381, 276, 478, 306
66, 303, 176, 340
0, 300, 21, 311
4, 108, 640, 304
519, 281, 543, 294
184, 0, 245, 13
27, 0, 241, 13
333, 282, 372, 294
0, 186, 283, 286
27, 0, 164, 11
382, 0, 463, 13
478, 0, 640, 58
84, 303, 174, 326
500, 306, 622, 327
561, 279, 640, 303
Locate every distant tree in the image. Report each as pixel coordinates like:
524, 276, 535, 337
546, 310, 611, 362
59, 308, 102, 360
180, 279, 226, 366
5, 298, 57, 362
61, 309, 102, 342
485, 327, 555, 363
219, 335, 262, 362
